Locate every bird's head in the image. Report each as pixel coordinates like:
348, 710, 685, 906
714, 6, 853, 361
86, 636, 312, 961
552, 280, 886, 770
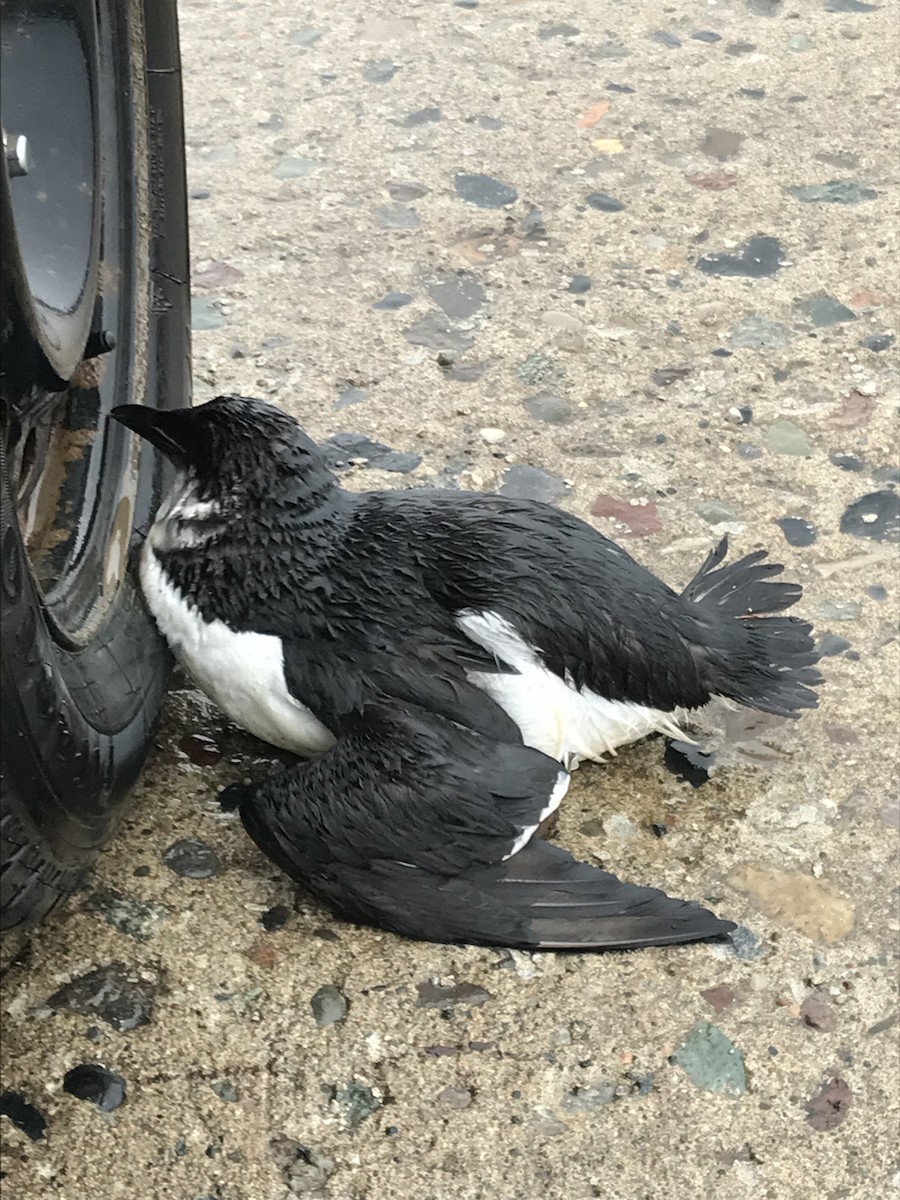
111, 395, 330, 501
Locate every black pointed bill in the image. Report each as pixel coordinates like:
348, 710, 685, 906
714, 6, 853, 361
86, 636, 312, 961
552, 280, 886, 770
110, 405, 191, 465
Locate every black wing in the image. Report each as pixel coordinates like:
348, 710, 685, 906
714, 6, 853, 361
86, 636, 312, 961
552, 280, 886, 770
362, 490, 820, 718
281, 633, 523, 744
232, 675, 733, 950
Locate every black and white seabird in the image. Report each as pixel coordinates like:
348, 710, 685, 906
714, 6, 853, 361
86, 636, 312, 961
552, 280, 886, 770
111, 394, 821, 949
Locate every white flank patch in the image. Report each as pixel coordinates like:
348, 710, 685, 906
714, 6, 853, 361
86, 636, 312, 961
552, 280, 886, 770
141, 545, 336, 757
457, 609, 687, 768
505, 768, 570, 860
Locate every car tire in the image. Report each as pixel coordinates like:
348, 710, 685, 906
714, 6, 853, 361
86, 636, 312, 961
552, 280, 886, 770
0, 0, 190, 933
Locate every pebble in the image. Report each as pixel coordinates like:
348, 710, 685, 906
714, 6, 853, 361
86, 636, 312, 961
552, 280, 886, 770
272, 156, 324, 180
825, 0, 877, 10
728, 863, 855, 943
0, 1091, 47, 1141
568, 274, 592, 293
541, 311, 583, 334
386, 180, 428, 202
806, 1076, 853, 1132
311, 984, 349, 1028
441, 359, 491, 383
524, 393, 576, 425
404, 312, 474, 353
48, 963, 157, 1031
192, 260, 244, 290
828, 389, 876, 427
819, 634, 853, 657
323, 432, 421, 474
416, 980, 492, 1008
776, 517, 817, 547
467, 114, 503, 131
520, 207, 547, 238
725, 925, 765, 961
62, 1065, 126, 1112
454, 173, 518, 208
789, 180, 877, 204
818, 600, 861, 621
866, 584, 887, 601
788, 34, 814, 51
372, 292, 413, 310
210, 1079, 239, 1103
840, 492, 900, 543
391, 106, 441, 128
331, 1083, 382, 1128
84, 888, 169, 942
437, 1085, 473, 1110
288, 27, 322, 47
585, 191, 624, 212
539, 22, 580, 39
528, 1107, 568, 1138
163, 838, 222, 879
727, 405, 753, 424
375, 205, 421, 230
795, 293, 857, 327
334, 384, 368, 410
590, 495, 662, 538
563, 1083, 618, 1111
860, 332, 894, 352
271, 1136, 335, 1192
479, 427, 506, 445
499, 466, 568, 504
651, 365, 692, 388
515, 352, 564, 386
687, 171, 738, 191
736, 442, 763, 460
362, 59, 399, 84
829, 452, 864, 472
700, 984, 736, 1013
767, 420, 812, 456
691, 30, 722, 43
697, 235, 785, 278
425, 270, 487, 320
673, 1022, 746, 1096
191, 297, 226, 331
261, 905, 290, 931
697, 500, 741, 525
603, 813, 637, 840
700, 128, 744, 160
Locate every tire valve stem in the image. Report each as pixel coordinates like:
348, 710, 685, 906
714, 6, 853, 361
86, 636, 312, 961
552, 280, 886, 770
83, 330, 117, 359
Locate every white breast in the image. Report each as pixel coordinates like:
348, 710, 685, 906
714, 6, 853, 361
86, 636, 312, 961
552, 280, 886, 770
457, 609, 687, 769
141, 546, 335, 757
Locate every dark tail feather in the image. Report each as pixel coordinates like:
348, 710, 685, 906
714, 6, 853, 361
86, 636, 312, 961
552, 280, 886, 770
322, 839, 735, 951
683, 537, 823, 718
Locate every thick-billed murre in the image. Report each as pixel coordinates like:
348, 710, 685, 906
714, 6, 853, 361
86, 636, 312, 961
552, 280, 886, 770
112, 395, 822, 950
